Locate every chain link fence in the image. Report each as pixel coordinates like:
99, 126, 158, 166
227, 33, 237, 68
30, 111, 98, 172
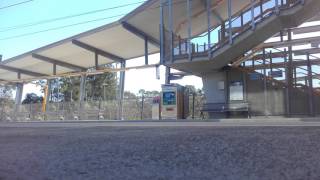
0, 95, 205, 122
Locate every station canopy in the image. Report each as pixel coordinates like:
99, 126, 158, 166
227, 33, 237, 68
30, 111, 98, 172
0, 0, 260, 82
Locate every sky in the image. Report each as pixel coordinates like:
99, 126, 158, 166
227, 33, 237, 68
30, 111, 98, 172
0, 0, 203, 98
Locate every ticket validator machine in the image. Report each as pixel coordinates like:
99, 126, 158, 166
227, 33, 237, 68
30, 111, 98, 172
161, 84, 189, 120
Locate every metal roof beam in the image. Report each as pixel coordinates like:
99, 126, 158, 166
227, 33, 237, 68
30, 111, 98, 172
0, 64, 48, 77
121, 22, 160, 47
32, 54, 86, 72
72, 40, 124, 63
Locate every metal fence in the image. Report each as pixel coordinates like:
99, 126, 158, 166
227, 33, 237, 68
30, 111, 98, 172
0, 95, 205, 122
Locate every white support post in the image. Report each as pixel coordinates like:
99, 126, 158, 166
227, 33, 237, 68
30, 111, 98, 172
15, 83, 23, 111
45, 79, 52, 110
118, 61, 126, 120
79, 75, 86, 107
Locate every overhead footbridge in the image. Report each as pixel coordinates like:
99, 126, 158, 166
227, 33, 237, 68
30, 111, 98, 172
158, 0, 320, 75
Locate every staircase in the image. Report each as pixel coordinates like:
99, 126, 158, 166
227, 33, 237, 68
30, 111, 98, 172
164, 0, 320, 75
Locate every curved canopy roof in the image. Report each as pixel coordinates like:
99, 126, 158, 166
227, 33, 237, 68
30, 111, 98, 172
0, 0, 265, 82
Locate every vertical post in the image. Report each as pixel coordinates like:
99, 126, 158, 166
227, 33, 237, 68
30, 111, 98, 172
95, 52, 99, 70
144, 37, 149, 65
15, 83, 23, 112
275, 0, 280, 14
287, 29, 293, 116
45, 79, 52, 111
17, 72, 21, 80
307, 54, 315, 116
269, 51, 273, 76
141, 93, 144, 120
118, 61, 126, 120
251, 0, 255, 30
241, 11, 244, 26
165, 67, 171, 84
206, 0, 211, 58
192, 92, 195, 119
53, 63, 57, 75
262, 49, 268, 116
79, 74, 86, 111
159, 0, 164, 64
260, 0, 264, 19
293, 67, 297, 87
178, 36, 182, 55
228, 0, 233, 44
187, 0, 192, 61
284, 49, 290, 116
168, 0, 174, 63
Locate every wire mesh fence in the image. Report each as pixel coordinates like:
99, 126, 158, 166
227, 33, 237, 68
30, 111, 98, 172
0, 95, 205, 122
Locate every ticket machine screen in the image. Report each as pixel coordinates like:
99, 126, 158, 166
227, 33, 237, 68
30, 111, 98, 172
162, 91, 176, 105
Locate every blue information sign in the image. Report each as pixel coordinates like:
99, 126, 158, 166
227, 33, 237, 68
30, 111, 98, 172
249, 73, 262, 80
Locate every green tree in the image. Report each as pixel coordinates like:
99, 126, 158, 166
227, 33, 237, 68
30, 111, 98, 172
22, 93, 43, 104
0, 85, 14, 105
86, 72, 117, 101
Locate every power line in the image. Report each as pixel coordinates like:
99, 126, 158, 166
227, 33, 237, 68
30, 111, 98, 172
0, 1, 146, 32
0, 14, 126, 41
0, 0, 34, 10
0, 0, 187, 41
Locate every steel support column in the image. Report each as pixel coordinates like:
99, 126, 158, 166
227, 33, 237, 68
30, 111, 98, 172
284, 49, 290, 116
307, 53, 315, 116
187, 0, 192, 61
262, 49, 268, 116
118, 61, 126, 120
45, 79, 52, 111
144, 37, 149, 65
159, 0, 164, 64
79, 75, 86, 107
251, 0, 255, 29
228, 0, 233, 44
165, 66, 171, 84
95, 52, 99, 69
206, 0, 211, 58
15, 83, 23, 111
287, 29, 293, 116
168, 0, 174, 63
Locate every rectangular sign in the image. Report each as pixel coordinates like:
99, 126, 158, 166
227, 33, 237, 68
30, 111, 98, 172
229, 81, 244, 101
268, 70, 283, 78
249, 73, 262, 80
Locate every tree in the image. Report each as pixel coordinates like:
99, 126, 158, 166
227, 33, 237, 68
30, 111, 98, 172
0, 85, 14, 105
86, 72, 117, 101
124, 91, 136, 99
22, 93, 43, 104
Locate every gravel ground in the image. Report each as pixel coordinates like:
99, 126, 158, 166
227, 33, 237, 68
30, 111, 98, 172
0, 124, 320, 180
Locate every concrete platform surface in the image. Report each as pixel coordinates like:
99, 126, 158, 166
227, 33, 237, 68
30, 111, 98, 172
0, 121, 320, 179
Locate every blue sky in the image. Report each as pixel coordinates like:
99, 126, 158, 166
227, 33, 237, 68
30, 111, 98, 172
0, 0, 203, 97
0, 0, 144, 59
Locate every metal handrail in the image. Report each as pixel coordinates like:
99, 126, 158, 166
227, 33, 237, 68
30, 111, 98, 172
171, 0, 302, 58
